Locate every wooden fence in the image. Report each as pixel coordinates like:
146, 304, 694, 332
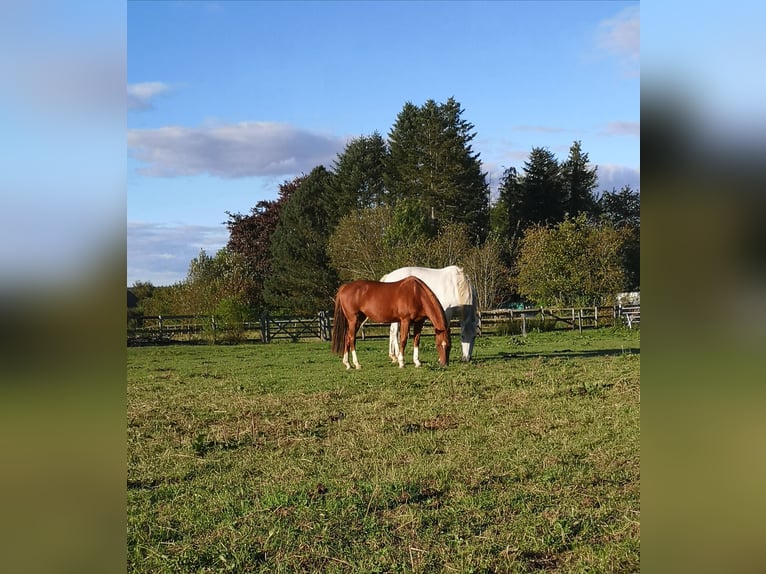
128, 305, 639, 345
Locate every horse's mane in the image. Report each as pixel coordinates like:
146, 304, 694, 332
405, 276, 448, 329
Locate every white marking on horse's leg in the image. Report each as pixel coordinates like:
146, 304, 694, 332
342, 351, 351, 370
413, 346, 421, 368
397, 350, 404, 368
389, 323, 400, 361
352, 350, 361, 370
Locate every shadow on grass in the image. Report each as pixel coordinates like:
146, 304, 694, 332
482, 347, 640, 362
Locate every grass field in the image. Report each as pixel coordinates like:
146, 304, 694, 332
128, 328, 640, 573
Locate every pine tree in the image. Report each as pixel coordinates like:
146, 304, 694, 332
521, 146, 566, 226
384, 101, 422, 206
561, 140, 598, 218
599, 184, 640, 229
496, 146, 567, 256
263, 166, 339, 314
385, 98, 490, 243
331, 132, 388, 211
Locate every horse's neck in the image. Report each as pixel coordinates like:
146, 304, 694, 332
424, 291, 447, 329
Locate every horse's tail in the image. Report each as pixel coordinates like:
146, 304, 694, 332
331, 293, 347, 355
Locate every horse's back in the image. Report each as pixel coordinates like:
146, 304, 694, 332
338, 279, 415, 318
381, 266, 470, 309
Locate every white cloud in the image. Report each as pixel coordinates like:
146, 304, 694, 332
127, 221, 229, 286
597, 6, 640, 77
595, 164, 640, 193
128, 122, 346, 178
128, 82, 171, 111
600, 121, 640, 137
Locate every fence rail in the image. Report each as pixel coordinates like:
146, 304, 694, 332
128, 304, 639, 346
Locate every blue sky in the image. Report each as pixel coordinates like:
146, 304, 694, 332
128, 0, 639, 286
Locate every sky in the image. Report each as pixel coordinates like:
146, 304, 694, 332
128, 0, 640, 287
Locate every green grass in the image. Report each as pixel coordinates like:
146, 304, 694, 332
128, 328, 640, 573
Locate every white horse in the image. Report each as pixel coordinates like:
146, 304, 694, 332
380, 265, 479, 362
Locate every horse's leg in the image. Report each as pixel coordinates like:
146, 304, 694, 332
451, 308, 469, 362
341, 323, 351, 370
389, 322, 400, 363
348, 314, 362, 369
411, 319, 424, 368
460, 307, 478, 361
396, 318, 410, 368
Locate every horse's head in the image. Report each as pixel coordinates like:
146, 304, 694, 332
435, 327, 452, 366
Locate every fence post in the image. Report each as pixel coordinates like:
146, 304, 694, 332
318, 311, 330, 341
521, 311, 527, 337
260, 312, 270, 343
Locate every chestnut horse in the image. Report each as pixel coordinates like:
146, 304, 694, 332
380, 265, 479, 362
331, 276, 451, 369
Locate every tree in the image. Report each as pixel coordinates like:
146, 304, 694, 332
462, 233, 510, 311
327, 206, 400, 281
225, 176, 304, 310
425, 222, 473, 269
331, 132, 388, 210
328, 209, 474, 282
263, 166, 339, 314
521, 146, 566, 225
599, 185, 640, 290
183, 248, 252, 317
129, 280, 188, 317
561, 140, 598, 217
496, 147, 567, 260
514, 215, 627, 307
599, 184, 640, 229
385, 98, 490, 243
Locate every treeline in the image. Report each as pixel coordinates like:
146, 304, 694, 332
130, 97, 639, 323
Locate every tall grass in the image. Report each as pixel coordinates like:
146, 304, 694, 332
128, 328, 639, 572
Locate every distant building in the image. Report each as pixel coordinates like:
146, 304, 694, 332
616, 291, 640, 306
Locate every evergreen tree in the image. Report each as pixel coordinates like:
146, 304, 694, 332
384, 101, 421, 206
225, 176, 303, 310
598, 184, 640, 229
495, 165, 522, 263
385, 98, 490, 243
497, 146, 566, 248
561, 140, 598, 218
520, 146, 566, 226
263, 166, 339, 314
331, 132, 388, 210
